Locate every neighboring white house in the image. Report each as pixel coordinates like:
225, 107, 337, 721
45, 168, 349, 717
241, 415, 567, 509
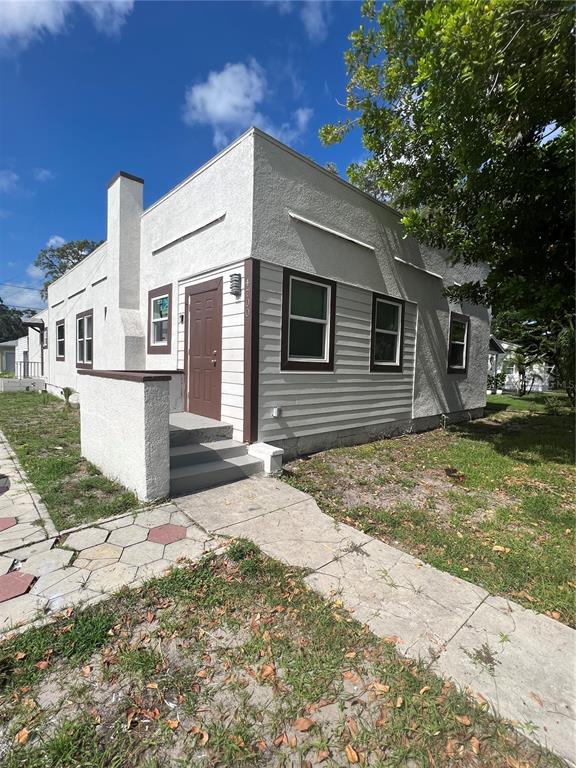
24, 128, 491, 500
489, 336, 552, 393
0, 339, 17, 374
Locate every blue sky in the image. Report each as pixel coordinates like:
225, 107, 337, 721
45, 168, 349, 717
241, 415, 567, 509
0, 0, 365, 312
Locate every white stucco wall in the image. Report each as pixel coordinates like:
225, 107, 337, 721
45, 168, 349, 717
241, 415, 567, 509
139, 134, 254, 373
79, 373, 170, 501
251, 131, 490, 444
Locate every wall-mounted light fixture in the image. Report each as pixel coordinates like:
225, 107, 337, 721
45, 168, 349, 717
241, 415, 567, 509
229, 273, 242, 297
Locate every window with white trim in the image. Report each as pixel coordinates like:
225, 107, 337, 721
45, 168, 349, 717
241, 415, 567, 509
56, 321, 65, 360
76, 312, 93, 366
288, 276, 330, 361
448, 313, 469, 373
371, 295, 403, 371
151, 294, 169, 345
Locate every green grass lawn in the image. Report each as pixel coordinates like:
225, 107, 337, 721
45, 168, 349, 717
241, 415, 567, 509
284, 393, 575, 626
0, 545, 562, 767
0, 391, 137, 530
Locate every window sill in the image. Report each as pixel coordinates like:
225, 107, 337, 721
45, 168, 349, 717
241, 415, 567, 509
76, 362, 93, 370
370, 363, 403, 373
281, 359, 334, 372
447, 367, 468, 375
148, 345, 171, 355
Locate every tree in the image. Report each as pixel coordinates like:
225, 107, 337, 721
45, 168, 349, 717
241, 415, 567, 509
0, 298, 34, 342
34, 239, 103, 299
321, 0, 574, 331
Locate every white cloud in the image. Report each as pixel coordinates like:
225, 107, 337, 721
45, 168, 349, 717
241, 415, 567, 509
33, 168, 55, 182
47, 235, 66, 248
1, 284, 45, 310
0, 0, 134, 52
0, 170, 19, 193
300, 1, 330, 43
82, 0, 134, 37
262, 1, 331, 43
26, 263, 44, 281
183, 59, 313, 149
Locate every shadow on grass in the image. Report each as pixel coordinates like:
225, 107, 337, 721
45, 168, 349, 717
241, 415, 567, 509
454, 411, 574, 467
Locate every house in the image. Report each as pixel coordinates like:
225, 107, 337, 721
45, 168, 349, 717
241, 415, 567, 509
488, 336, 553, 394
0, 339, 17, 375
24, 128, 490, 500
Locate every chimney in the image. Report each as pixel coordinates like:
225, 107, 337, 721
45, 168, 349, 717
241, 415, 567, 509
107, 171, 143, 310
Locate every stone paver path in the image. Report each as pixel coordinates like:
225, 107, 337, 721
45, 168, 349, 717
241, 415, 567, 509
0, 430, 57, 555
0, 436, 574, 765
174, 477, 576, 767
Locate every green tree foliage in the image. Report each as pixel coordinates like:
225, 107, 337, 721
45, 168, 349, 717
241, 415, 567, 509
321, 0, 574, 330
34, 240, 103, 299
0, 298, 34, 343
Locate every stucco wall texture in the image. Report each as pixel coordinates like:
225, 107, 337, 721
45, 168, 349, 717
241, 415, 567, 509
40, 127, 489, 458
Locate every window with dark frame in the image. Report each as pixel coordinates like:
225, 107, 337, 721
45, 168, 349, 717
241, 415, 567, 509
76, 310, 93, 368
148, 284, 172, 354
370, 294, 404, 372
447, 312, 469, 373
281, 269, 336, 371
56, 321, 65, 361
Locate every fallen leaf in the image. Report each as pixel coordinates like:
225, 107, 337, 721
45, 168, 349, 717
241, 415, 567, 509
146, 682, 158, 689
166, 719, 179, 730
375, 707, 389, 727
189, 726, 209, 746
419, 686, 430, 695
383, 635, 400, 644
345, 743, 359, 763
469, 735, 481, 754
346, 717, 359, 737
35, 661, 49, 670
288, 735, 297, 748
256, 739, 267, 751
260, 663, 276, 680
370, 681, 390, 695
455, 713, 471, 726
294, 716, 315, 732
14, 727, 29, 745
492, 545, 511, 554
126, 707, 138, 730
529, 691, 544, 707
273, 732, 287, 747
395, 696, 403, 708
345, 651, 356, 658
14, 652, 26, 661
81, 665, 92, 677
317, 748, 331, 762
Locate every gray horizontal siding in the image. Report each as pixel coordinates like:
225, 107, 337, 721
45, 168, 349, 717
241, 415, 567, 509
258, 262, 417, 442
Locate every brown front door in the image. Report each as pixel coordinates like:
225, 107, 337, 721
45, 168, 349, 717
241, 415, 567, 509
185, 278, 223, 420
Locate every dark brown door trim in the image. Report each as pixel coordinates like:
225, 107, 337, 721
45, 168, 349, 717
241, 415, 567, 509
184, 278, 223, 419
243, 259, 260, 443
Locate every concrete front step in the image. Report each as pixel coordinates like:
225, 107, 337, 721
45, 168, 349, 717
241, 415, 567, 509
170, 439, 247, 468
169, 412, 234, 446
170, 454, 264, 495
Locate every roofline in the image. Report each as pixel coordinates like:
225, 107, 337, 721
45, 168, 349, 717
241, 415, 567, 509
46, 241, 107, 295
141, 128, 255, 218
250, 126, 403, 221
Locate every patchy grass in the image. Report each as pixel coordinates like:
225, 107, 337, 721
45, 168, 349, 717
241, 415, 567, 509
0, 547, 564, 767
0, 391, 137, 530
284, 394, 575, 626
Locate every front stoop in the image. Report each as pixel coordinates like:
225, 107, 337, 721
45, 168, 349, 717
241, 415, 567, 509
168, 413, 263, 495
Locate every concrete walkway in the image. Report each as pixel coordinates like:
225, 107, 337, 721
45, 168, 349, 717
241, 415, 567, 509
0, 444, 574, 764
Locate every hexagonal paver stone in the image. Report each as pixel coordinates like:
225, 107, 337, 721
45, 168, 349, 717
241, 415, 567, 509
0, 556, 13, 576
164, 538, 205, 564
64, 527, 108, 551
32, 568, 90, 600
21, 549, 73, 577
133, 508, 173, 529
120, 541, 164, 567
80, 543, 122, 568
148, 524, 187, 545
0, 593, 47, 630
0, 571, 34, 603
0, 517, 17, 533
87, 562, 138, 593
108, 524, 148, 547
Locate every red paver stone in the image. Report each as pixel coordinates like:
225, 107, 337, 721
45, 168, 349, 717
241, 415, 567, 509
148, 524, 187, 545
0, 517, 17, 532
0, 571, 34, 602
